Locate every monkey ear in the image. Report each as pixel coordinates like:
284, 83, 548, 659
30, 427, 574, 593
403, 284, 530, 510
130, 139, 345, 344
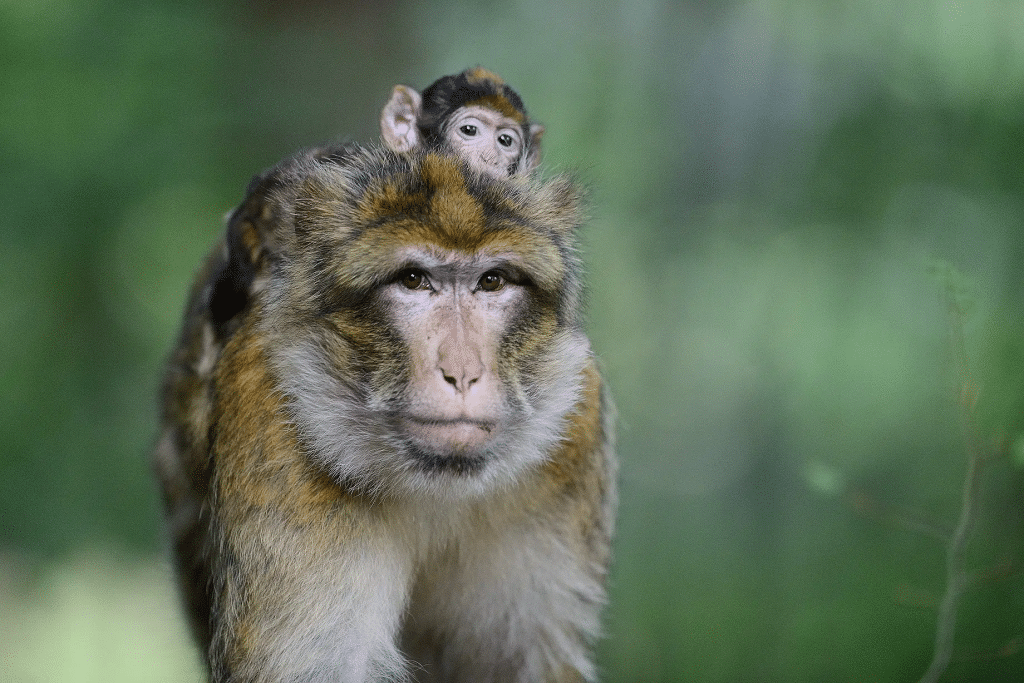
523, 123, 545, 172
381, 85, 423, 153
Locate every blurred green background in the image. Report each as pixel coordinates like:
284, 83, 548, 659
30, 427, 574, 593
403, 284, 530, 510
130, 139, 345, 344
2, 0, 1023, 681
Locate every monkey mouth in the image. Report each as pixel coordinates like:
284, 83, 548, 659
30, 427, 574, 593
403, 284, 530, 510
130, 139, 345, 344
401, 417, 496, 459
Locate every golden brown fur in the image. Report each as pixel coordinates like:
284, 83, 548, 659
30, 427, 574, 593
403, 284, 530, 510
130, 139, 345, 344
154, 144, 615, 682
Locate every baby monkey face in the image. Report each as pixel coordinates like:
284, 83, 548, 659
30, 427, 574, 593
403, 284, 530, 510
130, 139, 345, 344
444, 105, 525, 179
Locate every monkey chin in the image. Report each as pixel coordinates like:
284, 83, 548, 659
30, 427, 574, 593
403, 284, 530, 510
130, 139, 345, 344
401, 418, 495, 476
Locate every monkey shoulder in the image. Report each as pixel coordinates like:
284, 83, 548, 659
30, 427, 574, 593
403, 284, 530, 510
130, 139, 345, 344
209, 319, 364, 525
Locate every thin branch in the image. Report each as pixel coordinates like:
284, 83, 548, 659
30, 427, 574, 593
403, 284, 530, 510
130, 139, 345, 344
916, 288, 989, 683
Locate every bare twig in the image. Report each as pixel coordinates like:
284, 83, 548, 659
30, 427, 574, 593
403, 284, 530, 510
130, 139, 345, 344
916, 286, 989, 683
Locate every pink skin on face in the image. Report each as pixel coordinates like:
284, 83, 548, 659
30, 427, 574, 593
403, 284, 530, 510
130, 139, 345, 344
445, 106, 524, 178
386, 253, 522, 455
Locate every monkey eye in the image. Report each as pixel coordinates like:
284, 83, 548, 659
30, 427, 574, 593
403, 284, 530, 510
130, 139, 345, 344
397, 268, 431, 290
459, 124, 479, 137
478, 271, 505, 292
497, 133, 514, 148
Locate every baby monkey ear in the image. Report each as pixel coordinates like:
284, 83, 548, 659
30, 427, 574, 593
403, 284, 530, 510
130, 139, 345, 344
380, 85, 423, 152
522, 123, 545, 173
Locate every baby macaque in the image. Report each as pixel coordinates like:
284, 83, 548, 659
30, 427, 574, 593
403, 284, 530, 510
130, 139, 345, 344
381, 66, 544, 178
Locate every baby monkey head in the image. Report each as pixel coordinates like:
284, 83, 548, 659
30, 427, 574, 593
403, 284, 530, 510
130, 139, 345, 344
233, 146, 589, 499
381, 67, 545, 179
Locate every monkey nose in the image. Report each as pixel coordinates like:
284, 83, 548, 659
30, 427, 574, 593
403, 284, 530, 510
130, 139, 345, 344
438, 345, 484, 394
440, 364, 481, 394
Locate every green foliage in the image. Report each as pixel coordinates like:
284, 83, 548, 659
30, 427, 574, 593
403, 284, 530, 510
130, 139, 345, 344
2, 0, 1023, 680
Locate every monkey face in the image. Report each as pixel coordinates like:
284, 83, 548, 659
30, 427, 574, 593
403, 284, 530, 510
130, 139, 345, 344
383, 256, 522, 466
443, 105, 526, 179
251, 149, 589, 500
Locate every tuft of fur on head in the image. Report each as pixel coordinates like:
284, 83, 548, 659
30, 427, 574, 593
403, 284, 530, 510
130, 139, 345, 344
418, 68, 530, 142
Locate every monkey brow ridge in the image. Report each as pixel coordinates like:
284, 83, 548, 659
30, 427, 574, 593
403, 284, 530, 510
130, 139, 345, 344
337, 152, 566, 292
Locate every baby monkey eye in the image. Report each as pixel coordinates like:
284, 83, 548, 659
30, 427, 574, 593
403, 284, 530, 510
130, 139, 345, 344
460, 124, 478, 137
497, 133, 514, 148
478, 271, 505, 292
398, 268, 430, 290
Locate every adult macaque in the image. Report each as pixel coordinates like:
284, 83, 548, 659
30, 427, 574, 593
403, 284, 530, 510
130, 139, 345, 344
154, 143, 615, 682
381, 67, 544, 178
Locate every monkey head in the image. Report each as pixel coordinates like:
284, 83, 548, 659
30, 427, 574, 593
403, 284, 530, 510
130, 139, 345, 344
380, 67, 545, 179
222, 146, 586, 500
